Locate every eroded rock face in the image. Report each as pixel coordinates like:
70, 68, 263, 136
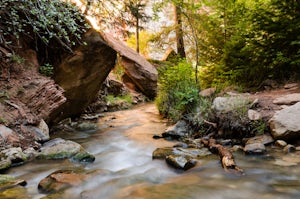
52, 29, 117, 122
269, 102, 300, 140
101, 33, 157, 99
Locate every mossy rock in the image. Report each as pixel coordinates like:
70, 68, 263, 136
71, 148, 95, 163
37, 138, 95, 163
0, 175, 27, 190
152, 147, 173, 159
0, 159, 12, 171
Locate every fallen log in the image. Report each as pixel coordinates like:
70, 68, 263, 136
201, 138, 244, 175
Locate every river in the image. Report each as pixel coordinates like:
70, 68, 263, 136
4, 103, 300, 199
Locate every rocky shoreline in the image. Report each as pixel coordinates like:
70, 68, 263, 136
152, 83, 300, 171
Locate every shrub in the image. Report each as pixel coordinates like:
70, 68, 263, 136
39, 63, 54, 77
0, 0, 89, 52
156, 60, 199, 121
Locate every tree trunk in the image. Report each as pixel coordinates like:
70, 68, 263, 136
135, 17, 140, 53
200, 138, 244, 174
174, 4, 186, 58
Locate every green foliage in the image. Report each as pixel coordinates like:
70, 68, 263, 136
9, 54, 25, 64
127, 30, 152, 57
105, 94, 133, 105
39, 63, 54, 77
156, 60, 199, 121
250, 119, 267, 136
203, 0, 300, 87
0, 0, 89, 52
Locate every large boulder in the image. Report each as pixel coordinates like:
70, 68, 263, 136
269, 102, 300, 140
101, 33, 157, 99
52, 29, 117, 122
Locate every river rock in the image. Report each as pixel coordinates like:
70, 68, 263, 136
162, 120, 190, 140
245, 134, 274, 145
273, 93, 300, 105
244, 143, 266, 155
283, 144, 296, 153
0, 147, 27, 166
0, 159, 12, 171
166, 155, 197, 170
152, 147, 173, 159
212, 96, 251, 112
37, 138, 95, 163
269, 102, 300, 140
75, 122, 98, 131
22, 122, 50, 143
52, 29, 117, 122
38, 169, 105, 194
153, 147, 211, 160
0, 175, 26, 190
273, 152, 300, 166
248, 109, 261, 121
275, 140, 287, 148
0, 125, 20, 145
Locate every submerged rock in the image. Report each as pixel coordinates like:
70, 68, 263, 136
0, 174, 26, 190
269, 102, 300, 140
38, 169, 106, 194
37, 138, 95, 163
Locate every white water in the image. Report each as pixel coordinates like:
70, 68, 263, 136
4, 103, 300, 199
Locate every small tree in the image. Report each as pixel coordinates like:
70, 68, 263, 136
124, 0, 150, 53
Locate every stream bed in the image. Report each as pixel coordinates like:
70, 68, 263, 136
3, 103, 300, 199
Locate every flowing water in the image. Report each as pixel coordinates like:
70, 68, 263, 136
3, 103, 300, 199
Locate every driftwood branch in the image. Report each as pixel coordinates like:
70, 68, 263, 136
203, 120, 217, 128
201, 138, 244, 175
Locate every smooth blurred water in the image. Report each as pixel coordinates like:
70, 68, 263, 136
4, 103, 300, 199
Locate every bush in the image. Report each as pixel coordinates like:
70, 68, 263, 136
156, 60, 199, 121
0, 0, 89, 52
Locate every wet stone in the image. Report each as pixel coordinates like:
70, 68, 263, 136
244, 143, 266, 155
162, 120, 189, 140
0, 147, 27, 166
37, 138, 95, 163
245, 134, 274, 145
166, 155, 197, 170
275, 140, 287, 148
0, 175, 27, 190
38, 169, 108, 194
231, 145, 244, 153
283, 144, 296, 153
152, 148, 173, 159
